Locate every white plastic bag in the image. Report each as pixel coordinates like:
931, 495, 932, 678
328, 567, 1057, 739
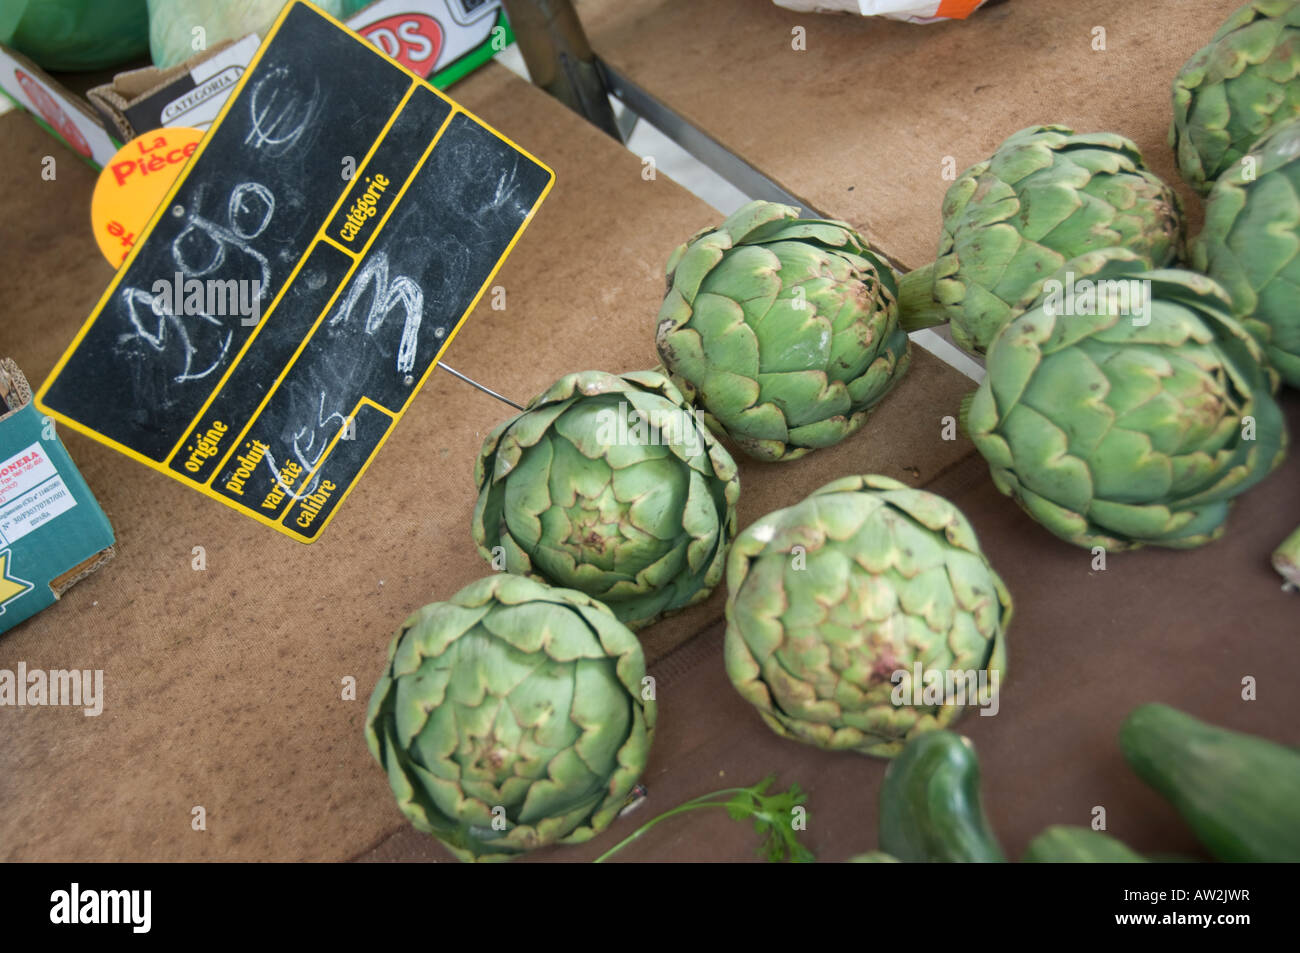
772, 0, 988, 23
147, 0, 370, 68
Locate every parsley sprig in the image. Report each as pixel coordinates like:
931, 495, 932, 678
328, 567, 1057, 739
593, 775, 814, 863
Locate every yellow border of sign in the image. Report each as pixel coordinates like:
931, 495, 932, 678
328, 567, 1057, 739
34, 0, 555, 545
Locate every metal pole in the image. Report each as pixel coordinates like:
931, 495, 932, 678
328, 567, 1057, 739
501, 0, 623, 141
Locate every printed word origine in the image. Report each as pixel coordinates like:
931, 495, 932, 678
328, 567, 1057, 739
182, 421, 229, 473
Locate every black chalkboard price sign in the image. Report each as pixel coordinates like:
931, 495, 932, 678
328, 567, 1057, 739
36, 0, 553, 543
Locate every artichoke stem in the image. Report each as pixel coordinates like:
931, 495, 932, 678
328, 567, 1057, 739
897, 262, 947, 332
1272, 524, 1300, 592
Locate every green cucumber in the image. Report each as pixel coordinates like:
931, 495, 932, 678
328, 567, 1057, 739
846, 852, 900, 863
879, 731, 1005, 862
1120, 703, 1300, 863
1022, 826, 1147, 863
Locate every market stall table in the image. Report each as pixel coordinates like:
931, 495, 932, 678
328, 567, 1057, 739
0, 58, 973, 861
2, 1, 1296, 862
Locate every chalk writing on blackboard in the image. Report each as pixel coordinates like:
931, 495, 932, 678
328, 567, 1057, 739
36, 1, 553, 543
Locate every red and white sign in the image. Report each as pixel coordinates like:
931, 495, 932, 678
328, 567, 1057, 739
361, 14, 445, 77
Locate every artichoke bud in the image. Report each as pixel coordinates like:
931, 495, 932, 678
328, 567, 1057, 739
899, 125, 1184, 355
1193, 114, 1300, 389
724, 474, 1012, 758
364, 574, 656, 862
655, 200, 910, 462
473, 369, 739, 629
966, 253, 1288, 551
1171, 0, 1300, 194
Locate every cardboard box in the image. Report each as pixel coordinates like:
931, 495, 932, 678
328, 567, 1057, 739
0, 359, 114, 635
0, 0, 511, 168
0, 44, 120, 167
88, 34, 263, 143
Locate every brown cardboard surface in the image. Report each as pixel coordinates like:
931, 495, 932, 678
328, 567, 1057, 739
365, 399, 1300, 862
583, 0, 1240, 267
6, 1, 1296, 863
0, 61, 974, 861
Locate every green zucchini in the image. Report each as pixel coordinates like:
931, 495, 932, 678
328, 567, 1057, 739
1022, 826, 1147, 863
1119, 703, 1300, 863
879, 730, 1005, 862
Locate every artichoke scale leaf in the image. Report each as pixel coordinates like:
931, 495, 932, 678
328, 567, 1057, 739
1177, 397, 1287, 506
528, 540, 631, 596
723, 401, 792, 448
950, 283, 1017, 353
845, 342, 909, 407
749, 220, 863, 250
985, 130, 1061, 186
751, 298, 833, 373
827, 310, 889, 382
654, 287, 695, 340
1017, 347, 1120, 450
951, 220, 1022, 288
483, 600, 606, 661
766, 238, 847, 282
1233, 182, 1300, 289
394, 601, 489, 673
719, 199, 802, 242
786, 414, 867, 451
963, 384, 1004, 444
613, 460, 691, 541
364, 674, 395, 763
1012, 483, 1097, 547
521, 757, 617, 831
1089, 426, 1176, 502
730, 560, 793, 643
1000, 402, 1095, 511
754, 369, 851, 427
496, 530, 535, 577
619, 536, 693, 595
667, 231, 731, 302
680, 468, 726, 552
495, 398, 570, 459
1014, 180, 1086, 243
501, 427, 555, 511
1082, 496, 1185, 542
697, 244, 784, 326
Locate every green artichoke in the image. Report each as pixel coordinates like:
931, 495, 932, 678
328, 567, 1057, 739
654, 200, 909, 462
724, 474, 1011, 758
1171, 0, 1300, 195
965, 251, 1287, 550
472, 369, 739, 629
364, 574, 655, 862
898, 125, 1183, 354
1273, 523, 1300, 588
1193, 115, 1300, 387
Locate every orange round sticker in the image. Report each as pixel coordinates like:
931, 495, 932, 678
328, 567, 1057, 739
91, 128, 203, 268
